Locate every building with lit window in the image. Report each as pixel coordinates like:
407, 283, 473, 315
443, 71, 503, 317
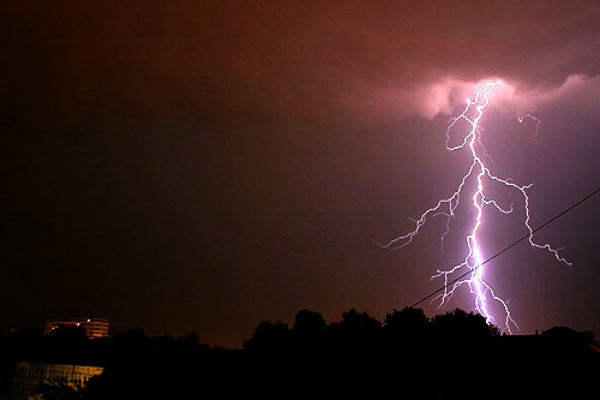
10, 361, 103, 400
44, 317, 109, 340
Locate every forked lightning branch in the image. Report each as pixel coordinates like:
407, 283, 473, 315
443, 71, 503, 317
376, 80, 571, 333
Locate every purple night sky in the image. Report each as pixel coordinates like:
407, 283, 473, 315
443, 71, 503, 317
2, 1, 599, 349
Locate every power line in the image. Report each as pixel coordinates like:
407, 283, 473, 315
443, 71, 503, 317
410, 185, 600, 309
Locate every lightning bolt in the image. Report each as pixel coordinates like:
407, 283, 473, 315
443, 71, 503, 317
377, 80, 572, 333
517, 112, 542, 140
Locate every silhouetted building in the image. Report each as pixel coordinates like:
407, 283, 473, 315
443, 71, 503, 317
10, 361, 103, 400
44, 317, 109, 340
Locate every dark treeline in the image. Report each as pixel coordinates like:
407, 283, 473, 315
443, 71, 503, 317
2, 307, 599, 399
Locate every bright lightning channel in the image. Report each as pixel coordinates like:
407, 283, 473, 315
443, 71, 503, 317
377, 80, 572, 333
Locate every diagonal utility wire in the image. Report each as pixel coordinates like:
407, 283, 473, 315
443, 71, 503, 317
410, 185, 600, 309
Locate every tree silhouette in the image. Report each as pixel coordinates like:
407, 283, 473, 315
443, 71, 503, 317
243, 320, 291, 356
5, 306, 598, 400
44, 325, 89, 363
431, 308, 499, 343
291, 309, 326, 354
292, 309, 326, 338
325, 308, 382, 372
383, 306, 430, 338
329, 308, 381, 334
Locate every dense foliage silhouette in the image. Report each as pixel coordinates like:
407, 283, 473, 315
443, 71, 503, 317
1, 307, 598, 399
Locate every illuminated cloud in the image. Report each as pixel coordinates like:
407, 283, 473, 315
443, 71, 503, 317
362, 73, 599, 126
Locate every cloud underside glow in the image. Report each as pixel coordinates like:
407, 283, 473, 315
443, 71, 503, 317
367, 74, 598, 123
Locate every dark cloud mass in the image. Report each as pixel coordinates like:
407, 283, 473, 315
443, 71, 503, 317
1, 1, 599, 348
